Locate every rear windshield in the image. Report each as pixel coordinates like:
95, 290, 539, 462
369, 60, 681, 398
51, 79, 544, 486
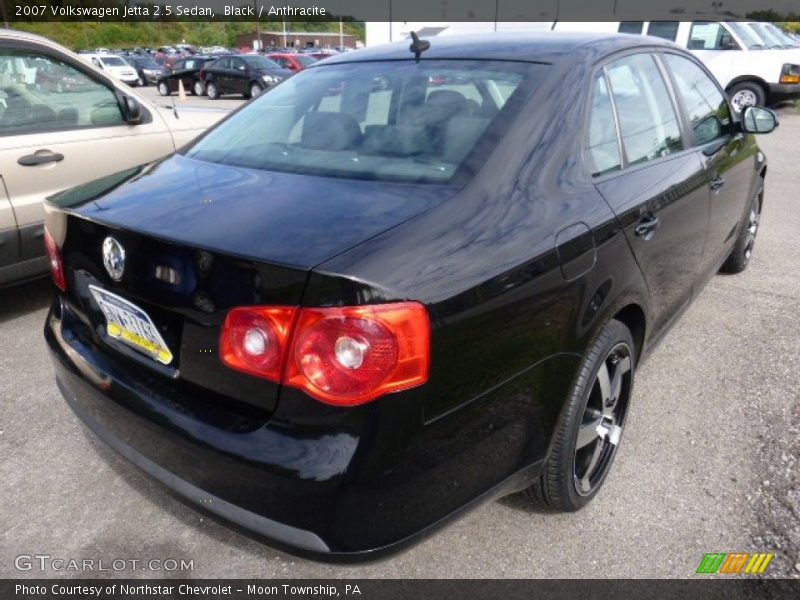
242, 55, 280, 69
185, 60, 546, 184
100, 56, 127, 67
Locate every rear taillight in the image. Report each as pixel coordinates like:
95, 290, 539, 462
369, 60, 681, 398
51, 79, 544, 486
219, 302, 429, 406
43, 227, 66, 291
219, 307, 296, 381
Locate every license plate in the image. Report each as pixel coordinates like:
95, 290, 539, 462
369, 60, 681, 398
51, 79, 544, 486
89, 285, 174, 365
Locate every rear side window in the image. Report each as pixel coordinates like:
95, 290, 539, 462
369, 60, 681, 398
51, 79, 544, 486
663, 53, 732, 146
585, 72, 621, 177
647, 21, 680, 41
619, 22, 644, 35
606, 53, 682, 166
185, 60, 546, 184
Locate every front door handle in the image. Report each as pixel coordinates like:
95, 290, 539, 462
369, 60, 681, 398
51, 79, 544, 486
18, 151, 64, 167
634, 215, 660, 238
709, 174, 726, 191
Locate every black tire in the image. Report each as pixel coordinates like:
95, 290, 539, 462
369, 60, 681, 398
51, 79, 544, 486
247, 82, 263, 99
157, 81, 170, 96
727, 81, 766, 114
192, 79, 204, 96
524, 319, 635, 512
206, 81, 219, 100
720, 178, 764, 274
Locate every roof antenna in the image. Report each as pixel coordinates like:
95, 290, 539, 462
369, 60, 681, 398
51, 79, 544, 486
409, 31, 430, 62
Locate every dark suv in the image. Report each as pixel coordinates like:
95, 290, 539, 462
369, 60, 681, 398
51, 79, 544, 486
201, 54, 292, 99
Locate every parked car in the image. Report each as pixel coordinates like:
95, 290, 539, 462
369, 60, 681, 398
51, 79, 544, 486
124, 55, 166, 86
555, 20, 800, 111
201, 54, 292, 99
157, 55, 219, 96
266, 52, 317, 72
0, 29, 227, 286
79, 53, 139, 86
43, 32, 775, 557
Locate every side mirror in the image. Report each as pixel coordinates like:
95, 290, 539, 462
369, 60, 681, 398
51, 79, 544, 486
122, 95, 143, 124
741, 106, 778, 134
719, 34, 738, 50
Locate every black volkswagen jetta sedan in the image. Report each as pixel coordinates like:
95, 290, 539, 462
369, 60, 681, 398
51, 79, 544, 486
43, 33, 776, 558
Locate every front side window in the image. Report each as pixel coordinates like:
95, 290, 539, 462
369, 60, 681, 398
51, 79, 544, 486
0, 50, 125, 135
185, 60, 545, 184
606, 53, 683, 166
688, 22, 737, 50
585, 72, 621, 177
647, 21, 680, 41
663, 53, 732, 146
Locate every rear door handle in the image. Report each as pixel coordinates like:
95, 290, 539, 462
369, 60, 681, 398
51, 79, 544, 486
634, 215, 660, 238
18, 151, 64, 166
709, 175, 726, 191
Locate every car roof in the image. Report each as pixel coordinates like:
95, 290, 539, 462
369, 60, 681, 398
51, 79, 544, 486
320, 32, 677, 65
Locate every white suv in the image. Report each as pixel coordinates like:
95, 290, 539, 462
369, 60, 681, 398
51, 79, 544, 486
554, 20, 800, 112
0, 30, 227, 286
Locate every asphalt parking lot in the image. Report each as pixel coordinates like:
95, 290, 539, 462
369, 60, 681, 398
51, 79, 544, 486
1, 106, 798, 580
136, 81, 246, 112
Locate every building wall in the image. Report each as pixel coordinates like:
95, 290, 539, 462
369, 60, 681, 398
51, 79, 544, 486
236, 33, 356, 49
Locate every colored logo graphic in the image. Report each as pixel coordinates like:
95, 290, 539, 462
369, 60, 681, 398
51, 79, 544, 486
696, 552, 774, 574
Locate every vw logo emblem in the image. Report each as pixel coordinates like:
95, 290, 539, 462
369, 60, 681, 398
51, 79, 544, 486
102, 236, 126, 281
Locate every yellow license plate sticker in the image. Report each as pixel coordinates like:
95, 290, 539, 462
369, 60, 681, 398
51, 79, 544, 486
89, 285, 174, 365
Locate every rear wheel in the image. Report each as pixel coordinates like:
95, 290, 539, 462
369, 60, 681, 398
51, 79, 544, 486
137, 76, 145, 87
157, 81, 170, 96
524, 319, 635, 511
193, 79, 204, 96
728, 81, 766, 113
720, 178, 764, 274
206, 81, 219, 100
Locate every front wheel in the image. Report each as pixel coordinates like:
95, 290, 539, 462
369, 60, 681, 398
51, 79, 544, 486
157, 81, 170, 96
524, 319, 635, 511
728, 81, 766, 114
192, 79, 204, 96
206, 81, 219, 100
720, 178, 764, 274
248, 82, 263, 99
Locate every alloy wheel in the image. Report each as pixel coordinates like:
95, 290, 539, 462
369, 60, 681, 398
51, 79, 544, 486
731, 89, 757, 113
574, 343, 632, 496
193, 80, 204, 96
744, 202, 761, 261
158, 82, 169, 96
251, 83, 262, 98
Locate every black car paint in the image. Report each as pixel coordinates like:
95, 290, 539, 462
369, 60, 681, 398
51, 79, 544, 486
44, 33, 767, 558
202, 55, 292, 97
157, 56, 217, 94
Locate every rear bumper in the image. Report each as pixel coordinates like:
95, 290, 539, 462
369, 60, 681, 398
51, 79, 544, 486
767, 83, 800, 103
45, 296, 548, 559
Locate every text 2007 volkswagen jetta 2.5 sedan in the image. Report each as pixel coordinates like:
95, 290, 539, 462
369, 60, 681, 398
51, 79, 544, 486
44, 33, 776, 558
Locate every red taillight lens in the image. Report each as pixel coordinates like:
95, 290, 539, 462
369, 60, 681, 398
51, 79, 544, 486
219, 302, 430, 406
219, 306, 297, 381
43, 227, 66, 291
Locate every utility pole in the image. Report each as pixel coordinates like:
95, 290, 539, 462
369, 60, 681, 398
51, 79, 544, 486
339, 17, 344, 49
253, 0, 261, 50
